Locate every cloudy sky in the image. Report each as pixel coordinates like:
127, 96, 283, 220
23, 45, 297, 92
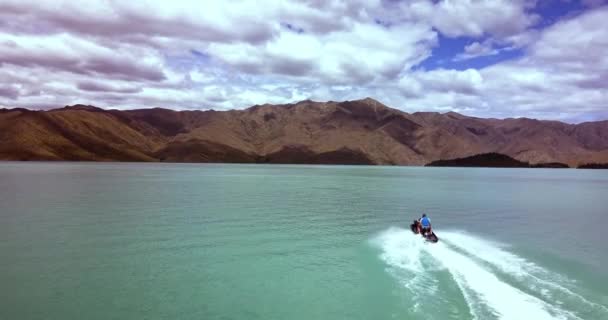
0, 0, 607, 122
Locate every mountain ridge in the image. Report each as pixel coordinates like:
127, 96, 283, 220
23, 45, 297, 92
1, 98, 607, 166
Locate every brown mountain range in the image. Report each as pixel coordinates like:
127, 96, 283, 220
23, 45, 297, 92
1, 98, 607, 166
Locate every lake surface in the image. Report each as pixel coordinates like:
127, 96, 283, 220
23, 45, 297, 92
1, 163, 607, 320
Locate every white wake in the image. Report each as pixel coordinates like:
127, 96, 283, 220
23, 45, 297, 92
440, 231, 608, 315
371, 228, 605, 320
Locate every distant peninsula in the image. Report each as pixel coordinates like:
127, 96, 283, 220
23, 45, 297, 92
425, 153, 570, 168
1, 98, 608, 166
578, 163, 608, 169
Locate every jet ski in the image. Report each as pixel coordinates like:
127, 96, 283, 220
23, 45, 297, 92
410, 220, 439, 243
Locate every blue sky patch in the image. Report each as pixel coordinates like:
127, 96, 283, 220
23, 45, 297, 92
281, 22, 304, 34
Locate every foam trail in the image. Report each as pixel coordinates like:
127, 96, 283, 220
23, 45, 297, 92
428, 241, 574, 320
441, 232, 549, 276
441, 231, 608, 314
372, 227, 425, 274
373, 228, 585, 320
370, 228, 441, 314
371, 228, 432, 290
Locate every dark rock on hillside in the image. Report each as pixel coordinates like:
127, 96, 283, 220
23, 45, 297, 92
154, 139, 257, 163
531, 162, 570, 168
260, 145, 373, 165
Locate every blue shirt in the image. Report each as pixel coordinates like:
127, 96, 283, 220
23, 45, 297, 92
420, 216, 431, 227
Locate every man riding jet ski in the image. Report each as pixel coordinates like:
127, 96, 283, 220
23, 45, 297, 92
410, 213, 438, 243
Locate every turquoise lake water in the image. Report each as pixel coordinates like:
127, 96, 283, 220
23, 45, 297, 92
1, 163, 607, 319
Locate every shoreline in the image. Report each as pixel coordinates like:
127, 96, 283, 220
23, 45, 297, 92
3, 159, 604, 169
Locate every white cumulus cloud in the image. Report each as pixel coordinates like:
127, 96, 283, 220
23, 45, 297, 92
0, 0, 605, 121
